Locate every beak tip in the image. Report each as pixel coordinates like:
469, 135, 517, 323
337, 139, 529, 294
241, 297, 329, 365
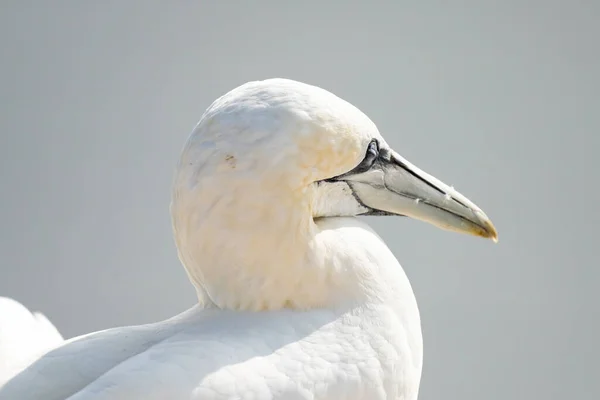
472, 210, 498, 243
482, 219, 499, 243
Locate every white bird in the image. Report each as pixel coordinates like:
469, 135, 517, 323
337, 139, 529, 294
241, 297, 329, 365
0, 78, 497, 400
0, 297, 63, 387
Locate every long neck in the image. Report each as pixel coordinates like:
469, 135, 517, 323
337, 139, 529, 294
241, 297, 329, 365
171, 182, 418, 313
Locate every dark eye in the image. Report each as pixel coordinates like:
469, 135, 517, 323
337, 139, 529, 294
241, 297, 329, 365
363, 139, 379, 167
321, 139, 380, 182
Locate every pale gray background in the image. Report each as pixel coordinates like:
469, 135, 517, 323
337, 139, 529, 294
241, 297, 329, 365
0, 1, 597, 399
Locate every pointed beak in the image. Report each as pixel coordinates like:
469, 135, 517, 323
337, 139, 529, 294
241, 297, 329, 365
341, 149, 498, 242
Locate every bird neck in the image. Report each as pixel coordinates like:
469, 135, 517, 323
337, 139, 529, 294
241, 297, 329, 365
171, 183, 417, 312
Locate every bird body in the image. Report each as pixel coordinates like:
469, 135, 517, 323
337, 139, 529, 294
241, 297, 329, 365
1, 219, 422, 399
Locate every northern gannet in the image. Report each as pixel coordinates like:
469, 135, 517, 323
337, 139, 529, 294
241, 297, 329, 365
0, 78, 497, 400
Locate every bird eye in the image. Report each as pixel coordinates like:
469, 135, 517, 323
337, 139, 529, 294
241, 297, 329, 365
320, 139, 380, 182
363, 139, 379, 167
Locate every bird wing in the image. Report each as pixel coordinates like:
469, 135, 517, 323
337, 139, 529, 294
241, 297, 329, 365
0, 297, 64, 387
0, 304, 202, 400
0, 305, 409, 400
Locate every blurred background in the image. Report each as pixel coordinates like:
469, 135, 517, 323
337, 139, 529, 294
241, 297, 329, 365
0, 1, 597, 399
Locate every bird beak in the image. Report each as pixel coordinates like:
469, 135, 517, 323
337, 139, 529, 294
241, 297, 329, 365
340, 149, 498, 242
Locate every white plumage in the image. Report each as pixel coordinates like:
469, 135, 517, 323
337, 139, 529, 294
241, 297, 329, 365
0, 79, 496, 399
0, 297, 63, 387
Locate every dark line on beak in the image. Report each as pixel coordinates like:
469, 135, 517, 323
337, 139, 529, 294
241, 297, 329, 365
380, 179, 490, 233
390, 154, 444, 195
346, 182, 397, 217
389, 154, 470, 209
